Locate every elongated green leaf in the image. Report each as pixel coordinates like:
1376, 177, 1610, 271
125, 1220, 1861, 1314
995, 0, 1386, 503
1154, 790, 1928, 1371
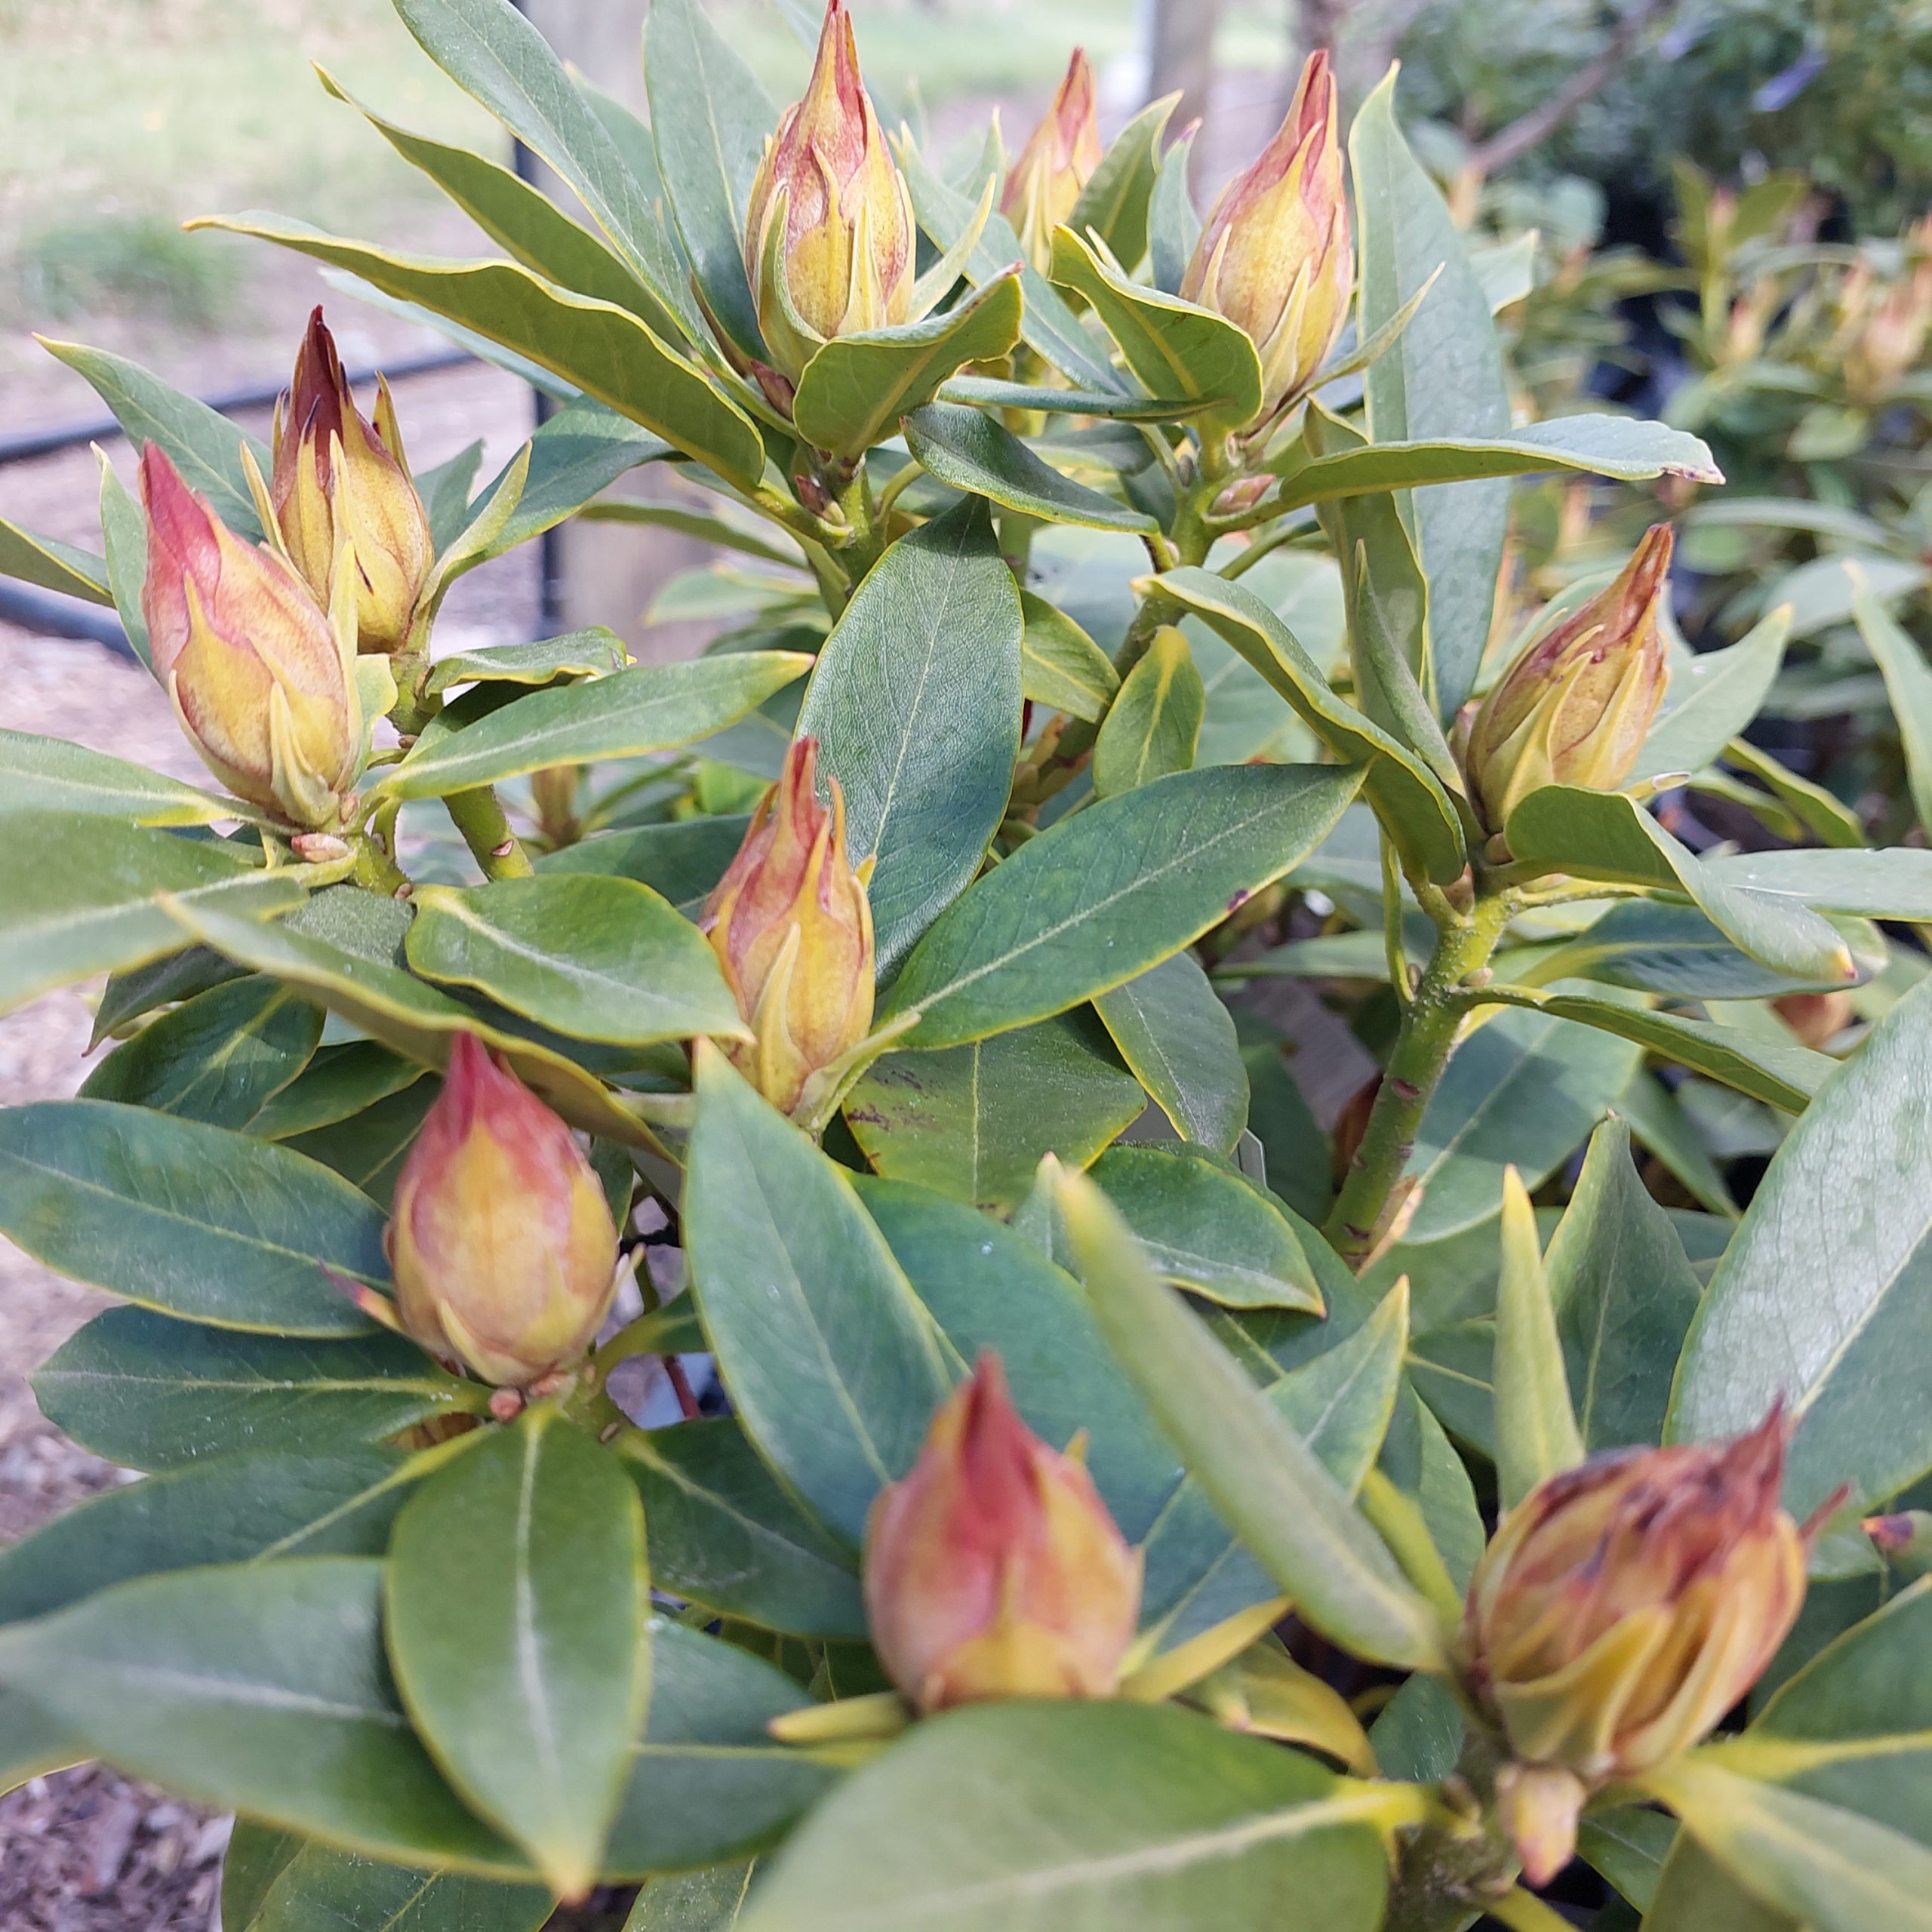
425, 629, 629, 697
902, 402, 1158, 534
798, 496, 1023, 971
1067, 94, 1177, 273
739, 1699, 1393, 1932
794, 275, 1024, 458
0, 1100, 387, 1332
33, 1308, 486, 1471
684, 1045, 952, 1546
393, 0, 700, 342
1093, 624, 1204, 797
1633, 608, 1790, 782
1050, 224, 1263, 426
1060, 1171, 1444, 1669
0, 1558, 526, 1875
388, 1411, 648, 1897
1149, 122, 1201, 295
248, 1044, 427, 1142
195, 217, 766, 488
1575, 1807, 1677, 1914
1494, 1168, 1584, 1510
1670, 974, 1932, 1530
405, 876, 743, 1048
538, 814, 750, 906
0, 515, 112, 604
1153, 568, 1466, 884
625, 1863, 756, 1932
1093, 949, 1247, 1152
844, 1012, 1146, 1214
287, 1081, 442, 1211
97, 456, 152, 663
0, 730, 232, 825
488, 397, 677, 552
618, 1419, 865, 1638
1647, 1840, 1798, 1932
883, 763, 1364, 1049
228, 1837, 554, 1932
1854, 572, 1932, 838
936, 374, 1202, 422
0, 810, 307, 1014
1699, 846, 1932, 920
1020, 589, 1120, 722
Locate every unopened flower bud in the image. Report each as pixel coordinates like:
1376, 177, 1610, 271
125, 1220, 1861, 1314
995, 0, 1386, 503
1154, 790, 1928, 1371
1773, 989, 1854, 1050
1180, 51, 1351, 423
864, 1352, 1142, 1712
139, 442, 361, 829
1462, 1407, 1808, 1876
743, 0, 916, 385
383, 1034, 619, 1387
1001, 49, 1101, 275
1463, 525, 1674, 835
700, 737, 874, 1118
1844, 260, 1932, 404
271, 308, 434, 654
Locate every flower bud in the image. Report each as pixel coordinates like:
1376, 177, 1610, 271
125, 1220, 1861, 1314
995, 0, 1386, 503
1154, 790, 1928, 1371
1180, 51, 1351, 423
385, 1033, 619, 1388
700, 737, 874, 1118
864, 1352, 1142, 1712
1462, 1409, 1807, 1834
138, 441, 361, 829
1463, 525, 1674, 835
1844, 258, 1932, 404
1001, 50, 1102, 275
271, 308, 434, 655
743, 0, 916, 386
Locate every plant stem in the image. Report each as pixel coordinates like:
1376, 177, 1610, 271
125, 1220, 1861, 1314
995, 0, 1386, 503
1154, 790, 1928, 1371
348, 828, 408, 897
1324, 885, 1514, 1266
1386, 1732, 1518, 1932
444, 786, 534, 880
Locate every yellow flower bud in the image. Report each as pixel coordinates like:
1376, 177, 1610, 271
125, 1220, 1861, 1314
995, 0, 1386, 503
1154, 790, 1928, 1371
1462, 1408, 1808, 1848
383, 1034, 619, 1389
1180, 51, 1352, 423
864, 1352, 1143, 1712
700, 736, 875, 1119
1001, 49, 1102, 275
138, 441, 361, 829
271, 307, 433, 655
743, 0, 916, 387
1463, 524, 1674, 835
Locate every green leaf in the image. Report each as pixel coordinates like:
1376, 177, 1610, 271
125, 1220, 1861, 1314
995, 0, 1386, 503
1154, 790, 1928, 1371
1698, 847, 1932, 921
1272, 416, 1722, 505
387, 1411, 648, 1897
287, 1081, 441, 1211
1093, 949, 1247, 1152
0, 810, 307, 1014
844, 1012, 1146, 1214
1149, 122, 1201, 295
1402, 1004, 1642, 1244
737, 1700, 1394, 1932
0, 730, 232, 826
1503, 786, 1856, 984
0, 1447, 420, 1626
1152, 568, 1466, 884
537, 814, 750, 906
1066, 94, 1177, 273
33, 1308, 486, 1471
0, 1100, 389, 1333
936, 374, 1202, 423
0, 515, 112, 604
1854, 571, 1932, 838
424, 627, 629, 697
81, 976, 322, 1127
626, 1863, 757, 1932
1576, 1807, 1676, 1913
1093, 624, 1204, 797
798, 496, 1023, 971
226, 1838, 554, 1932
1670, 974, 1932, 1530
405, 876, 743, 1048
643, 0, 773, 363
1020, 589, 1120, 722
40, 337, 269, 538
378, 653, 810, 800
903, 401, 1158, 534
1633, 608, 1790, 782
0, 1557, 527, 1875
882, 763, 1364, 1049
1059, 1171, 1445, 1669
1349, 71, 1514, 718
793, 275, 1025, 459
392, 0, 701, 343
488, 398, 678, 552
1494, 1168, 1585, 1511
195, 216, 767, 489
1049, 224, 1263, 427
1088, 1145, 1321, 1313
1646, 1840, 1798, 1932
684, 1045, 952, 1546
97, 456, 152, 665
617, 1419, 865, 1638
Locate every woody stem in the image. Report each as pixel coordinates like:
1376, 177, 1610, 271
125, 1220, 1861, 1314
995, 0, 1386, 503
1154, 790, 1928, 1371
444, 786, 534, 881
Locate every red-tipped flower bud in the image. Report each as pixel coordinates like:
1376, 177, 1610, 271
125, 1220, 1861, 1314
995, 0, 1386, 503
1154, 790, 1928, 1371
743, 0, 916, 385
1001, 49, 1102, 275
700, 737, 874, 1118
864, 1353, 1142, 1712
1463, 525, 1675, 835
138, 442, 361, 829
1181, 51, 1352, 423
386, 1035, 619, 1388
271, 308, 433, 655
